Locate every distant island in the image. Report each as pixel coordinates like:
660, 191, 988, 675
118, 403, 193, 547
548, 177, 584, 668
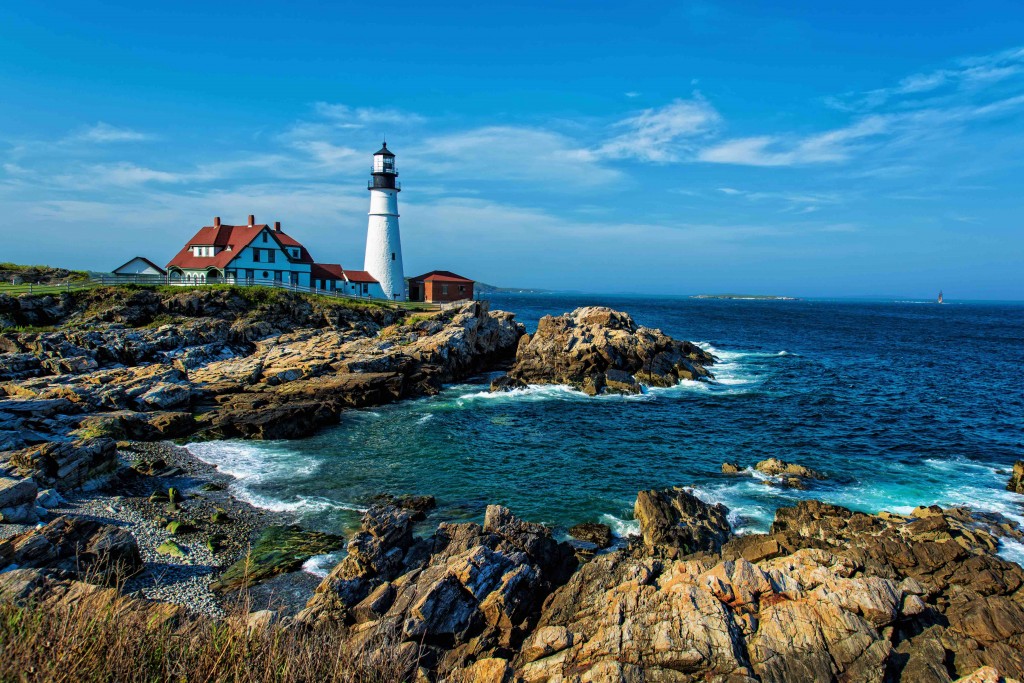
474, 281, 556, 295
690, 293, 799, 300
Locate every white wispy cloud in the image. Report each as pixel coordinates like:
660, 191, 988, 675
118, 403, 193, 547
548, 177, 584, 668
312, 102, 425, 127
73, 122, 152, 143
716, 187, 843, 209
410, 126, 622, 186
699, 115, 889, 166
827, 45, 1024, 112
594, 97, 721, 162
288, 141, 361, 169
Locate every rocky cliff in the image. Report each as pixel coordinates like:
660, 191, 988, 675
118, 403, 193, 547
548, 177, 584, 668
288, 488, 1024, 682
0, 287, 524, 487
491, 306, 714, 395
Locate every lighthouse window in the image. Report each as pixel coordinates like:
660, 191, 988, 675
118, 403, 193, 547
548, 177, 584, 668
391, 252, 396, 261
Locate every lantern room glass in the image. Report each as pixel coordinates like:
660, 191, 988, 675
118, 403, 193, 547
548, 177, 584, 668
373, 155, 396, 174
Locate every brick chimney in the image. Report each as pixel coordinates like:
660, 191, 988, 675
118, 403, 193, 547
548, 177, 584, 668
213, 216, 221, 228
274, 221, 281, 232
248, 214, 255, 227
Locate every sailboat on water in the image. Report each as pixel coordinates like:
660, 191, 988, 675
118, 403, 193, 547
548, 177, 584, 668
937, 291, 944, 304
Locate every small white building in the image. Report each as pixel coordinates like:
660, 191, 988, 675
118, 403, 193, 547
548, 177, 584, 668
113, 257, 166, 277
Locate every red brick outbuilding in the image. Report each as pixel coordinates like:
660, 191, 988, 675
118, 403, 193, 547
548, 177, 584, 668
407, 271, 474, 303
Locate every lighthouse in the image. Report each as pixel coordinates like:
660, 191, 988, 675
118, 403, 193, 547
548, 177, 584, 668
363, 142, 406, 300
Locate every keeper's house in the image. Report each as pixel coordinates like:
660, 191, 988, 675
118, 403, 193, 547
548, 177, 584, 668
166, 215, 386, 298
407, 270, 475, 303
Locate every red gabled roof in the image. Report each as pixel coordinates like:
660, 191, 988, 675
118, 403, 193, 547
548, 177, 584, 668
409, 270, 474, 283
167, 222, 314, 270
311, 263, 345, 280
342, 269, 378, 283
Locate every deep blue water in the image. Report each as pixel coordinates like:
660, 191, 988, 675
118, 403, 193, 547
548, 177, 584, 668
189, 295, 1024, 566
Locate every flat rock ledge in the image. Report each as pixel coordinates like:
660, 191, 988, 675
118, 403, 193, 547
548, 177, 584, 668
490, 306, 714, 396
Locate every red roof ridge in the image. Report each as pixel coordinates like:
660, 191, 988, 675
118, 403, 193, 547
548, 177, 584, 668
342, 269, 379, 283
409, 270, 474, 282
167, 223, 314, 270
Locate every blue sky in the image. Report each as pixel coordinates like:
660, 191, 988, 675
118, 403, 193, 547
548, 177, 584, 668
1, 1, 1023, 298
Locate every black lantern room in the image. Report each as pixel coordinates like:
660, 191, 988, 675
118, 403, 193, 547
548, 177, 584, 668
369, 142, 400, 191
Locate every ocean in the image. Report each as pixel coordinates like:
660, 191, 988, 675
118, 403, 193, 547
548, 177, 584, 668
187, 294, 1024, 569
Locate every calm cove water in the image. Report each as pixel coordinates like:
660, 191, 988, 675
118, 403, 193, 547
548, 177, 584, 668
188, 294, 1024, 567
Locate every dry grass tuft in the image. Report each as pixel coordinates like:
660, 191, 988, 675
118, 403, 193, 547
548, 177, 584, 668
0, 596, 417, 683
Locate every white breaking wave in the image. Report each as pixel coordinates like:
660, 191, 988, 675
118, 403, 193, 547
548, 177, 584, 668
302, 550, 347, 578
186, 441, 365, 516
600, 513, 640, 538
187, 441, 319, 482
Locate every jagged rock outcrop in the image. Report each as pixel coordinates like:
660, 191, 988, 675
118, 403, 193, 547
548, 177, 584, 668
3, 437, 118, 490
754, 457, 826, 489
490, 306, 714, 395
1009, 461, 1024, 494
508, 499, 1024, 682
300, 503, 577, 671
634, 486, 732, 554
568, 522, 612, 549
0, 516, 143, 584
0, 290, 524, 444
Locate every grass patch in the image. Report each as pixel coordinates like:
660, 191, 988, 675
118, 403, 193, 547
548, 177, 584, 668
2, 324, 58, 334
0, 596, 418, 682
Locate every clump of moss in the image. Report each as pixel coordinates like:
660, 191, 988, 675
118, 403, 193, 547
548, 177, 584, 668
74, 416, 127, 440
156, 539, 185, 557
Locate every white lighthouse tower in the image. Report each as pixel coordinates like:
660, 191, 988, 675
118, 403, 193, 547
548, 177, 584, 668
363, 142, 406, 300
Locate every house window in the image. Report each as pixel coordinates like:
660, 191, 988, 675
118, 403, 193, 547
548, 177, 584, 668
262, 232, 268, 242
246, 269, 254, 280
253, 249, 261, 262
441, 284, 449, 295
268, 250, 276, 263
362, 283, 368, 294
262, 271, 269, 279
459, 285, 465, 293
274, 271, 282, 282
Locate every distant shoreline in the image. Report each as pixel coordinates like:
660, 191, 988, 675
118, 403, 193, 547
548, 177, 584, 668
690, 293, 799, 301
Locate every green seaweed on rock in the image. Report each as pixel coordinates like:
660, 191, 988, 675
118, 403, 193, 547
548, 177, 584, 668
210, 525, 344, 593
